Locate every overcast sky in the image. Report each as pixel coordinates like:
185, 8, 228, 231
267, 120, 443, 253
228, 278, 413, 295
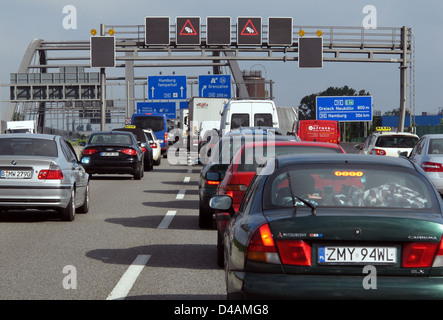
1, 0, 442, 118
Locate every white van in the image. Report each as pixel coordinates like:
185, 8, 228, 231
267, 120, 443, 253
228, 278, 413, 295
219, 100, 279, 134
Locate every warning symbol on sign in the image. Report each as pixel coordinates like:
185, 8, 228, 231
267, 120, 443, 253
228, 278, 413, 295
241, 19, 259, 36
179, 19, 197, 35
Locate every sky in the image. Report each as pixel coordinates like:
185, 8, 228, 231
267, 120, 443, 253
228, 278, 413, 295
1, 0, 443, 121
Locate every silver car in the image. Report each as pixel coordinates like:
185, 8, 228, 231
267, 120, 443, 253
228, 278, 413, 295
408, 134, 443, 194
0, 134, 89, 221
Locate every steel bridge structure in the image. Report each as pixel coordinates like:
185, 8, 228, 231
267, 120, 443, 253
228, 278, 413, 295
7, 22, 414, 134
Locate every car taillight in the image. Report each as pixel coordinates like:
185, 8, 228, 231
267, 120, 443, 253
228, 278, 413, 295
165, 132, 168, 144
433, 239, 443, 267
150, 143, 157, 149
246, 224, 280, 264
370, 148, 386, 155
402, 242, 439, 268
82, 148, 98, 155
421, 161, 443, 172
141, 147, 147, 153
121, 148, 137, 155
206, 180, 219, 186
276, 240, 312, 266
38, 163, 63, 180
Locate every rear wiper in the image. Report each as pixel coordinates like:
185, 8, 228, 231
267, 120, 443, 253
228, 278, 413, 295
293, 195, 317, 216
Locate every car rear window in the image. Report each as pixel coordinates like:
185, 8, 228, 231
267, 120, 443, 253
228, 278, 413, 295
265, 164, 434, 210
89, 134, 131, 145
428, 138, 443, 154
133, 116, 165, 132
375, 135, 418, 148
0, 138, 57, 157
236, 145, 343, 172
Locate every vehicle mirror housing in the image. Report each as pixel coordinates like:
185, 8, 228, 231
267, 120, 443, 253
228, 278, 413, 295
209, 195, 233, 211
206, 171, 220, 182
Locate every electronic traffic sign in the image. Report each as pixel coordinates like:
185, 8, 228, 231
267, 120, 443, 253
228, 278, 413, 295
176, 17, 200, 45
90, 36, 115, 68
237, 17, 262, 45
148, 76, 187, 100
268, 17, 293, 46
316, 96, 373, 122
136, 101, 176, 118
206, 17, 231, 45
198, 75, 231, 98
298, 37, 323, 68
145, 17, 170, 45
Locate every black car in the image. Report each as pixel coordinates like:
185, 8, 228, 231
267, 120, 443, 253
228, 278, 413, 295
112, 127, 154, 171
80, 131, 144, 179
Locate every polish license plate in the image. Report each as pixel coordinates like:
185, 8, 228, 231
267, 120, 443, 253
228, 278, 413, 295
0, 170, 32, 179
100, 152, 119, 157
318, 246, 397, 265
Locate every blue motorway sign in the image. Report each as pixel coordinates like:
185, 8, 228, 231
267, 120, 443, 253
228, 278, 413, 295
198, 75, 231, 98
137, 102, 176, 118
148, 76, 187, 100
316, 96, 373, 122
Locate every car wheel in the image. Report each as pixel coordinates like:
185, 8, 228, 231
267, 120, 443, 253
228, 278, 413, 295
217, 230, 224, 268
199, 203, 213, 229
60, 189, 75, 221
154, 156, 161, 166
77, 183, 90, 214
134, 163, 143, 180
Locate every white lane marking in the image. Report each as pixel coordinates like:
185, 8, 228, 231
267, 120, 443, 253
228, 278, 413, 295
183, 177, 190, 183
106, 254, 151, 300
176, 189, 186, 200
157, 210, 176, 229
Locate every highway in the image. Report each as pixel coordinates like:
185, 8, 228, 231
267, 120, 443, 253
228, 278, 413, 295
0, 159, 225, 300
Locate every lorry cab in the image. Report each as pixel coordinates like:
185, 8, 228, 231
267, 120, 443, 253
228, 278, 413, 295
219, 100, 279, 134
295, 119, 341, 144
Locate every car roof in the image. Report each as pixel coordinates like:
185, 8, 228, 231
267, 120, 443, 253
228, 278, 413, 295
275, 153, 416, 170
0, 133, 58, 140
112, 127, 147, 141
241, 140, 342, 149
371, 131, 418, 137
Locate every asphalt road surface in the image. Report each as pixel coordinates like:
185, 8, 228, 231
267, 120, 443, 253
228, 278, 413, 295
0, 159, 225, 300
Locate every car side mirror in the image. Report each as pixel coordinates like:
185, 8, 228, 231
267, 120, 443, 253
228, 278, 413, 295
209, 195, 235, 216
205, 171, 220, 182
399, 151, 409, 158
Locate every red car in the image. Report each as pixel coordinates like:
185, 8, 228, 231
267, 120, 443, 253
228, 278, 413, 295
214, 140, 345, 267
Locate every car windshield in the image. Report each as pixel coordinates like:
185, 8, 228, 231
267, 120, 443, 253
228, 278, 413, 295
0, 138, 57, 157
89, 133, 131, 145
237, 145, 342, 172
265, 164, 434, 210
375, 135, 418, 148
133, 116, 165, 132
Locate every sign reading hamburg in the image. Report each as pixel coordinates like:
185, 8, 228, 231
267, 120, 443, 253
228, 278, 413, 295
316, 96, 373, 122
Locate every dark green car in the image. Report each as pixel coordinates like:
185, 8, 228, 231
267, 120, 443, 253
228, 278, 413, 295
211, 153, 443, 299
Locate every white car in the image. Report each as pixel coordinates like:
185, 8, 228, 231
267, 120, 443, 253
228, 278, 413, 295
355, 129, 419, 157
144, 129, 161, 165
407, 134, 443, 194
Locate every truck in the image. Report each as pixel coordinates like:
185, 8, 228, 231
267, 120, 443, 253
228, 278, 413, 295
219, 99, 280, 134
294, 119, 341, 144
6, 120, 37, 134
187, 97, 228, 150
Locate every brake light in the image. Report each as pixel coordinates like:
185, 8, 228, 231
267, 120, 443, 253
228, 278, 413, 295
421, 161, 443, 172
121, 149, 137, 155
246, 224, 280, 264
402, 242, 439, 268
165, 132, 168, 144
150, 143, 157, 149
206, 180, 219, 186
38, 163, 63, 180
226, 184, 247, 199
141, 147, 147, 153
370, 148, 386, 155
432, 238, 443, 267
82, 148, 98, 155
276, 240, 312, 266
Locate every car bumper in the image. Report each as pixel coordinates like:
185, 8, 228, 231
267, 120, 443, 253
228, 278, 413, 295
227, 271, 443, 300
0, 184, 72, 209
82, 159, 140, 174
